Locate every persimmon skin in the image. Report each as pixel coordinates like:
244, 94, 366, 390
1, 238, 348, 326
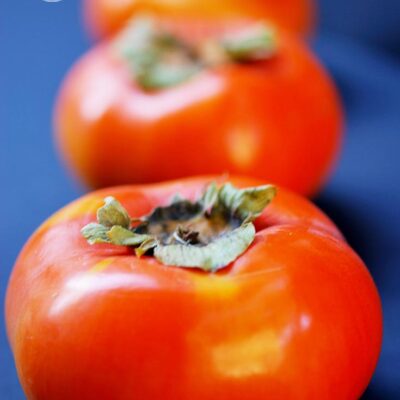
54, 27, 343, 196
6, 176, 382, 400
83, 0, 315, 39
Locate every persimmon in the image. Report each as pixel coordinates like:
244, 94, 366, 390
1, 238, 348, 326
55, 18, 343, 195
6, 176, 381, 400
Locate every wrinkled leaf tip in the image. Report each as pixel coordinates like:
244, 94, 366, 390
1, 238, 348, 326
154, 222, 255, 272
135, 248, 144, 258
257, 184, 278, 199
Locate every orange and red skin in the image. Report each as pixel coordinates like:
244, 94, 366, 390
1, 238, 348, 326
83, 0, 315, 39
55, 25, 343, 196
6, 176, 382, 400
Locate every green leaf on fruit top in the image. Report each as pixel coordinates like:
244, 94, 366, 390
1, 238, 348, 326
81, 181, 277, 271
115, 16, 278, 91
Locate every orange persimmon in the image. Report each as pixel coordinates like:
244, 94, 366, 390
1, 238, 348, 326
6, 176, 381, 400
55, 19, 343, 195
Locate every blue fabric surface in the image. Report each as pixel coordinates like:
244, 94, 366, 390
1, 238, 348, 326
319, 0, 400, 55
1, 1, 399, 398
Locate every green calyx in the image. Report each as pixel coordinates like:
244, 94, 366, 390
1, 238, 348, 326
81, 182, 277, 272
116, 16, 278, 91
220, 23, 278, 62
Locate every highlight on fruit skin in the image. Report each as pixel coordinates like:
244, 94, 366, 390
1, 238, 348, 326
5, 176, 382, 400
83, 0, 316, 40
54, 16, 343, 196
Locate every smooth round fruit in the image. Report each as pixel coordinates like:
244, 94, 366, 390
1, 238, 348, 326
6, 176, 381, 400
54, 22, 343, 195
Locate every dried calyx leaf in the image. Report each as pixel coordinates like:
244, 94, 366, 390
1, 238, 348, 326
81, 182, 277, 271
200, 181, 218, 214
116, 17, 200, 90
154, 223, 256, 271
218, 183, 277, 221
221, 23, 277, 62
115, 16, 278, 90
97, 196, 131, 228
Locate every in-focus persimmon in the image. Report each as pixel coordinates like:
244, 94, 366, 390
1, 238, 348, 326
6, 176, 381, 400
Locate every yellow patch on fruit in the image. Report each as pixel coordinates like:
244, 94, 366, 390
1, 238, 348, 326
227, 126, 259, 170
43, 196, 104, 228
212, 329, 283, 378
193, 275, 239, 301
89, 258, 115, 274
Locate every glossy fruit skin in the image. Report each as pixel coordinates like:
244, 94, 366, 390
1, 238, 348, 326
54, 27, 343, 196
83, 0, 315, 39
6, 176, 381, 400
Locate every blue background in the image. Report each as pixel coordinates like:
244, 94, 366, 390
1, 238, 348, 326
1, 0, 399, 398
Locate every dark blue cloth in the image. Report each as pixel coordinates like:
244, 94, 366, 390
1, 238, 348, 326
319, 0, 400, 56
1, 1, 399, 398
